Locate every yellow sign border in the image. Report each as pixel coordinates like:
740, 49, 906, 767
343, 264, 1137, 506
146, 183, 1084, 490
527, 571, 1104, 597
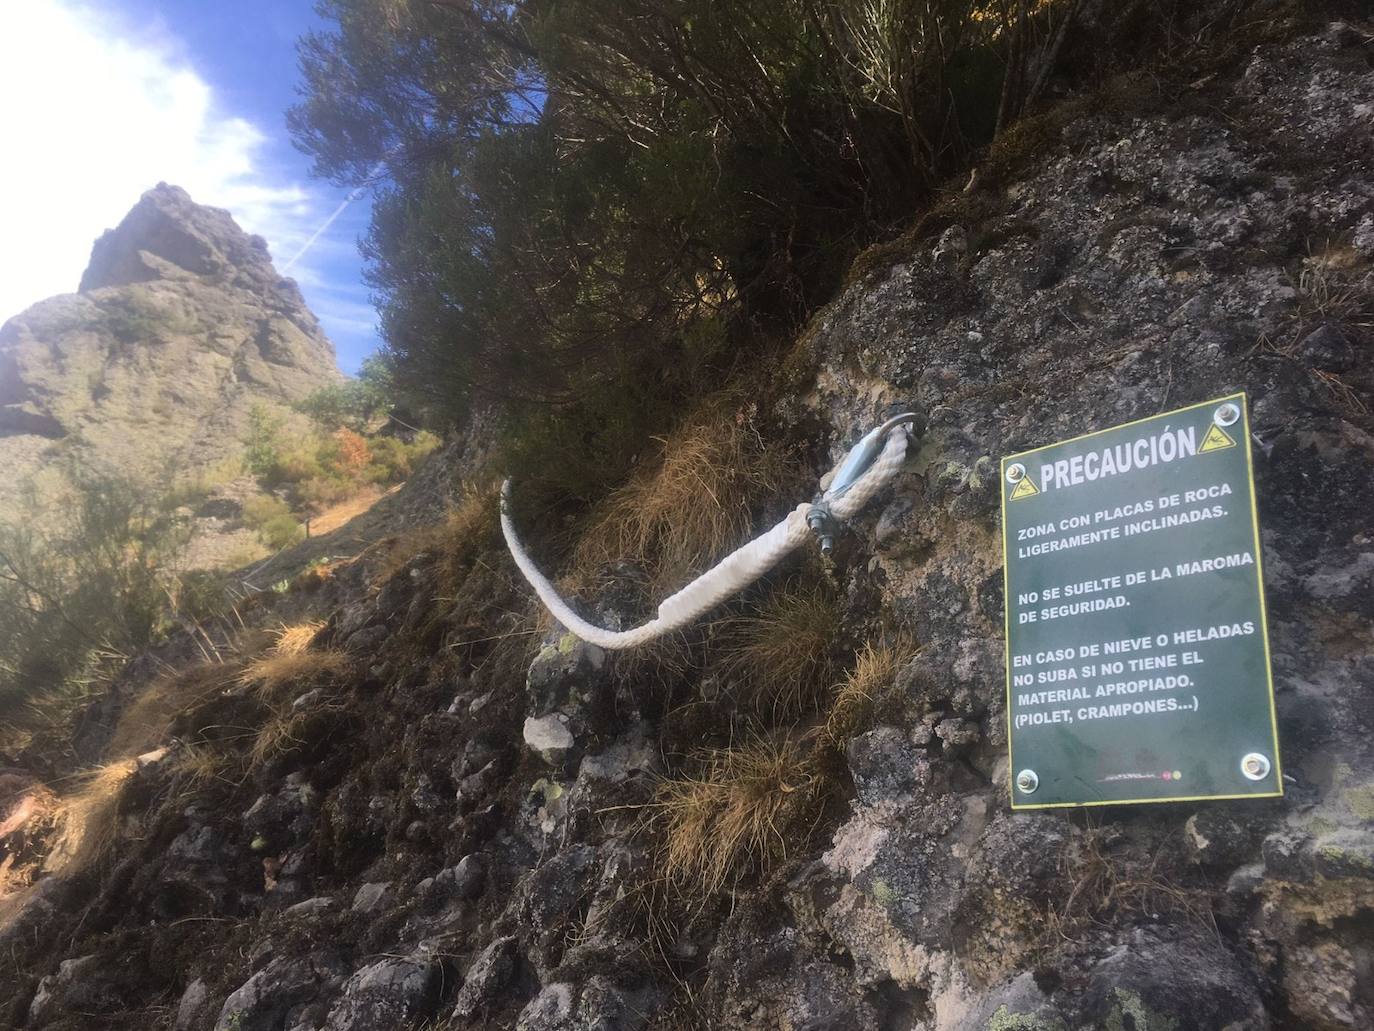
999, 391, 1282, 810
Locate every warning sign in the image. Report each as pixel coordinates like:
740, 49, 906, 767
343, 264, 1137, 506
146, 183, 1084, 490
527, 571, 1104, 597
1000, 392, 1280, 809
1199, 424, 1236, 453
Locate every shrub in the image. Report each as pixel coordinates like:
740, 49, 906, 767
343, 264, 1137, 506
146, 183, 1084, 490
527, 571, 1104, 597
0, 465, 196, 728
365, 431, 441, 484
259, 514, 305, 550
295, 355, 397, 430
267, 445, 325, 486
330, 427, 372, 478
242, 495, 294, 529
243, 404, 286, 478
297, 475, 354, 512
288, 1, 1070, 420
169, 569, 234, 625
241, 496, 304, 550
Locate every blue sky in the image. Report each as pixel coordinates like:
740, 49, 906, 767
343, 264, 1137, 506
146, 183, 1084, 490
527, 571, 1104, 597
0, 1, 379, 373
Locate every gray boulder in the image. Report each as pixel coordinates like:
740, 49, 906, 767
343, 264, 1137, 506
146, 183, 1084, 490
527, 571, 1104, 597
323, 952, 439, 1031
214, 952, 347, 1031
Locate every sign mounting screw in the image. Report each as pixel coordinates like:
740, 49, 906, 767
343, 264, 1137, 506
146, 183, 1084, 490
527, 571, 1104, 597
1006, 462, 1026, 484
1240, 752, 1271, 780
1016, 769, 1039, 794
1214, 402, 1240, 427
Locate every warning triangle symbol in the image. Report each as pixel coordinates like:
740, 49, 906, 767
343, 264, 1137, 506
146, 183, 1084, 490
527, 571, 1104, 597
1009, 476, 1040, 501
1199, 424, 1237, 453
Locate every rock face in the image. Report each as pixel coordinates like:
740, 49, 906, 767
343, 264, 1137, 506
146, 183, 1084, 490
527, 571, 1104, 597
0, 183, 341, 514
3, 22, 1374, 1031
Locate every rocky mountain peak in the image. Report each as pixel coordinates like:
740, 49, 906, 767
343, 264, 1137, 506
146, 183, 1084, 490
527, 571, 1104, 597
0, 184, 343, 516
78, 183, 311, 316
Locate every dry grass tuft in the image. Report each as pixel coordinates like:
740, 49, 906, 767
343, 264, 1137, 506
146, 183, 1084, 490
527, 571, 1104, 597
106, 661, 243, 760
237, 638, 349, 702
650, 734, 820, 898
45, 760, 138, 875
718, 582, 839, 718
237, 633, 351, 768
168, 742, 237, 790
820, 636, 916, 749
573, 401, 800, 593
377, 480, 499, 588
1296, 261, 1374, 329
247, 709, 315, 767
272, 620, 325, 658
1046, 823, 1218, 942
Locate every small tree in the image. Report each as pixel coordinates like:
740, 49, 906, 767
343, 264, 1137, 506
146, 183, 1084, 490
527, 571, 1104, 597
0, 465, 196, 721
296, 355, 398, 432
244, 404, 285, 477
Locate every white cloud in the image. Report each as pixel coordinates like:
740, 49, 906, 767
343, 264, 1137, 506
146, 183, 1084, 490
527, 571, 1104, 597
0, 0, 356, 337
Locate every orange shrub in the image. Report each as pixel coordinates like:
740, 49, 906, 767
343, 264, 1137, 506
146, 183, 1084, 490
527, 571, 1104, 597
330, 428, 371, 478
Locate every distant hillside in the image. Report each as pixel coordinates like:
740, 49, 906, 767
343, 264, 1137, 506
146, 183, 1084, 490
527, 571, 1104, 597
0, 184, 343, 516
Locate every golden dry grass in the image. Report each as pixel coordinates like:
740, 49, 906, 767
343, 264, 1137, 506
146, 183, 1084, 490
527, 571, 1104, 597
272, 620, 326, 658
718, 582, 839, 719
820, 636, 917, 749
573, 401, 800, 593
45, 760, 138, 875
1296, 264, 1374, 330
237, 634, 348, 703
247, 710, 311, 767
649, 734, 820, 898
167, 741, 237, 791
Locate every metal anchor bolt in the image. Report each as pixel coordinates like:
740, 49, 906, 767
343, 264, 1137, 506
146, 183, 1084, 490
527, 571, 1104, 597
1006, 462, 1026, 484
1016, 769, 1039, 794
1214, 402, 1240, 427
1240, 752, 1271, 781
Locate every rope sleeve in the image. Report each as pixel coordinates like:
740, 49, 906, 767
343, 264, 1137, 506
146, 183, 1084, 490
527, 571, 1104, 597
501, 426, 908, 649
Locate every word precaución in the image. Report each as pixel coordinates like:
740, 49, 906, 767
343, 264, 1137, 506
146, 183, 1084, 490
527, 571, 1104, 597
1037, 424, 1200, 494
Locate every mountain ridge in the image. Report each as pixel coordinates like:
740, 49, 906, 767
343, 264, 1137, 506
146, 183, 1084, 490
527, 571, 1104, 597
0, 183, 343, 516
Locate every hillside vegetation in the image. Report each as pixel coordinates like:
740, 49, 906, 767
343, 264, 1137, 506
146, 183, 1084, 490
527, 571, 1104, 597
293, 0, 1256, 422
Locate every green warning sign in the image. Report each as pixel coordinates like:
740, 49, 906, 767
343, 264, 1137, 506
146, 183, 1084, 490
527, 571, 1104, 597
1000, 392, 1281, 809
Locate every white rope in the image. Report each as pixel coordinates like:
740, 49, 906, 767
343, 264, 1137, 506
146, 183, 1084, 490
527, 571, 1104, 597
501, 426, 909, 649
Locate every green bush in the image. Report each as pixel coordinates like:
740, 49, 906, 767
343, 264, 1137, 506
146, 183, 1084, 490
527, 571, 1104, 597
267, 445, 325, 486
296, 355, 397, 431
364, 431, 441, 484
289, 0, 1037, 422
242, 495, 305, 549
244, 404, 286, 478
259, 514, 306, 550
0, 465, 196, 724
297, 475, 354, 511
242, 495, 294, 529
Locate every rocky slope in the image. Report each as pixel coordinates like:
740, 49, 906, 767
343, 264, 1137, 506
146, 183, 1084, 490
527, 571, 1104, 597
0, 184, 342, 515
2, 19, 1373, 1031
